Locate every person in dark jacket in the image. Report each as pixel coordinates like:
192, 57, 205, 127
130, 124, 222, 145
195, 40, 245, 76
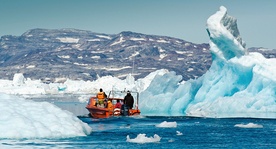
124, 91, 134, 109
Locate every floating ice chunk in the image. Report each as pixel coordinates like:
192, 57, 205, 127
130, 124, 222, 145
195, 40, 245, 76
234, 123, 263, 128
156, 121, 177, 128
126, 134, 161, 143
176, 131, 183, 136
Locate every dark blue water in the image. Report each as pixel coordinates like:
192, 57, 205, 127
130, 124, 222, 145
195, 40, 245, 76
1, 116, 275, 148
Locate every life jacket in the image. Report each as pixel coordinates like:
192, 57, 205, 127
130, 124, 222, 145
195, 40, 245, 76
97, 92, 105, 100
107, 101, 113, 110
114, 108, 121, 116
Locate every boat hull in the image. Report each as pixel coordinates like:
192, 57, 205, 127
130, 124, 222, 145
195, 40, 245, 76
86, 106, 112, 119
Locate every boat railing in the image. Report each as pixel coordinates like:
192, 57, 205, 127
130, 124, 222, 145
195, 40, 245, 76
107, 90, 139, 110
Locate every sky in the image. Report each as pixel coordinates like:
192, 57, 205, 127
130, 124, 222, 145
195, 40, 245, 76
0, 0, 275, 49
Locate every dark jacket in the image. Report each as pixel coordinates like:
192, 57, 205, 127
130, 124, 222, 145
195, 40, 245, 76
124, 93, 134, 109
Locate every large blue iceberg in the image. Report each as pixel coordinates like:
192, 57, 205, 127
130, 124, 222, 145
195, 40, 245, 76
140, 6, 276, 118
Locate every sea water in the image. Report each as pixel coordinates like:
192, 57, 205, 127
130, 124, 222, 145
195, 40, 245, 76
1, 116, 275, 148
1, 97, 275, 148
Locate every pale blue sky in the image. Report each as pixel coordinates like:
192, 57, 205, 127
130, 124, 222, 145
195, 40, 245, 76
0, 0, 275, 48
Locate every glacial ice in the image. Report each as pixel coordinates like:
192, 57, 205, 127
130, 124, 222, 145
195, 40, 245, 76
139, 6, 276, 118
0, 94, 92, 138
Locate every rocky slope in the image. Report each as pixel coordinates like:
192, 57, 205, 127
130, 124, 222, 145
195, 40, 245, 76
0, 28, 274, 82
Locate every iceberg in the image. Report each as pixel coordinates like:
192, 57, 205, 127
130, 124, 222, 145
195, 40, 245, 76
0, 69, 168, 96
0, 94, 92, 138
140, 6, 276, 118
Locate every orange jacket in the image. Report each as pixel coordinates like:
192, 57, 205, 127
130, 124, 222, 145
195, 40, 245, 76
97, 92, 106, 100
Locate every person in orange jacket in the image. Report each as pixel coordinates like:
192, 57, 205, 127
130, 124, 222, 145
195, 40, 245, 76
97, 88, 107, 107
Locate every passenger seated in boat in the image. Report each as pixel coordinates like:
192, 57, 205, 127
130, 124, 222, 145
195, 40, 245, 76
97, 88, 107, 107
114, 102, 121, 116
114, 99, 122, 109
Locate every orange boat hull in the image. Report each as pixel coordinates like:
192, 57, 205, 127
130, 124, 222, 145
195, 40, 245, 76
86, 106, 112, 119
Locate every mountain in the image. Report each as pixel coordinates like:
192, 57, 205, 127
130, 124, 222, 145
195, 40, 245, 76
0, 28, 275, 82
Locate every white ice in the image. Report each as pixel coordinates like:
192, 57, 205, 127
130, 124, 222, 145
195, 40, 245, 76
139, 6, 276, 118
155, 121, 177, 128
176, 131, 183, 136
234, 123, 263, 128
126, 134, 161, 143
0, 94, 92, 139
0, 69, 168, 96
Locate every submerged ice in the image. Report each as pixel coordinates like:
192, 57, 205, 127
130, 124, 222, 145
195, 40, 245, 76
140, 6, 276, 118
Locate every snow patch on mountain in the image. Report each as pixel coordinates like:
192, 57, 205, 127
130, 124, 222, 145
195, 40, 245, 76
111, 37, 125, 46
56, 37, 79, 43
96, 34, 112, 39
